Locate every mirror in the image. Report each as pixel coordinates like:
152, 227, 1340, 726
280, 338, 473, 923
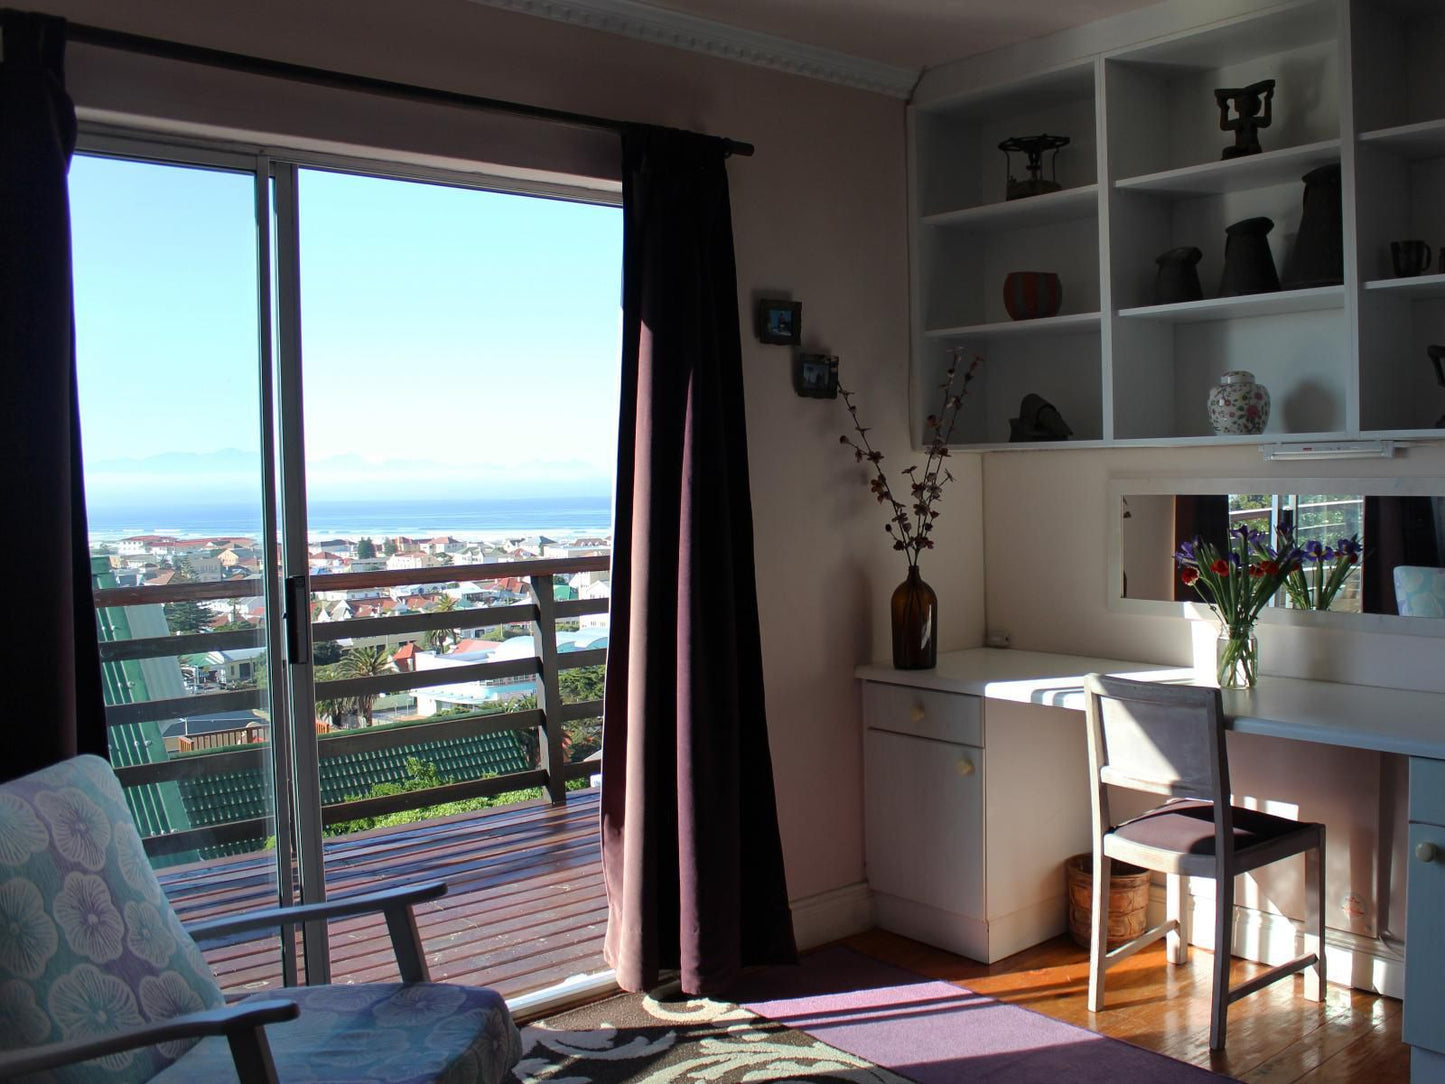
1109, 476, 1445, 634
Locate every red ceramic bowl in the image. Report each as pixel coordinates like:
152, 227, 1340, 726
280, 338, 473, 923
1003, 271, 1062, 321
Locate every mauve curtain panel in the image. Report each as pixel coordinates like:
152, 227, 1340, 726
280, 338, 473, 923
601, 126, 797, 995
0, 12, 107, 780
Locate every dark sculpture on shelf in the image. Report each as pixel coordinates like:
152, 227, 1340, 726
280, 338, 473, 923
1008, 393, 1073, 442
1220, 216, 1281, 296
1215, 78, 1275, 159
1283, 163, 1343, 288
1429, 345, 1445, 428
1155, 246, 1204, 304
998, 133, 1069, 200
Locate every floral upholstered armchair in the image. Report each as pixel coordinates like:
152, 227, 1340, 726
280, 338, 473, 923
0, 755, 522, 1083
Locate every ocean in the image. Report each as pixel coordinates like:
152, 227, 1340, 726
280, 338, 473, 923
86, 496, 614, 543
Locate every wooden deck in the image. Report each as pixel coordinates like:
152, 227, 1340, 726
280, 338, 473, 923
159, 788, 608, 1000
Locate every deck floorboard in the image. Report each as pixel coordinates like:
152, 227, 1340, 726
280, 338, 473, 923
160, 788, 607, 999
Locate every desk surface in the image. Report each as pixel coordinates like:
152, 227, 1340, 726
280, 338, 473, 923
857, 648, 1445, 760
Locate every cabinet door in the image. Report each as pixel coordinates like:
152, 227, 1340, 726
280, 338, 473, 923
1405, 822, 1445, 1054
865, 728, 984, 920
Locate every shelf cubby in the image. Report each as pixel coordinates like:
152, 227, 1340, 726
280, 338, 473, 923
921, 185, 1098, 232
925, 312, 1102, 341
1114, 140, 1340, 197
1118, 285, 1346, 322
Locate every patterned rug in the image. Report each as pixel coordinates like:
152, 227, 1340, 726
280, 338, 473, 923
506, 984, 907, 1083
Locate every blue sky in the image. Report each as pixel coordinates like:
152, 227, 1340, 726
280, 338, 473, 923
69, 155, 623, 507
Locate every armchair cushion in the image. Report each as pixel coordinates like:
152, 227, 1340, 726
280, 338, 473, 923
0, 755, 225, 1081
149, 982, 523, 1084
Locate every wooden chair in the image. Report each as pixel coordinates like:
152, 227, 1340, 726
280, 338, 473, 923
1082, 674, 1326, 1052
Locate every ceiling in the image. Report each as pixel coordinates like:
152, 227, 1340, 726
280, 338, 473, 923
634, 0, 1163, 71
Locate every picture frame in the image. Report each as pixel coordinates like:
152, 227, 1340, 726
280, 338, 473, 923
757, 298, 802, 345
794, 353, 839, 399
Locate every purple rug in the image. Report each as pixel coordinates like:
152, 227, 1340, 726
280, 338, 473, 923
733, 946, 1235, 1083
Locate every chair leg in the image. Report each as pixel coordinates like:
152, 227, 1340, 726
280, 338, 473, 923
1304, 832, 1326, 1002
1088, 850, 1111, 1012
1166, 874, 1190, 965
1209, 874, 1235, 1053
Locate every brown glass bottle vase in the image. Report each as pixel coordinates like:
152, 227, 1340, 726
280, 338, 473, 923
891, 565, 938, 670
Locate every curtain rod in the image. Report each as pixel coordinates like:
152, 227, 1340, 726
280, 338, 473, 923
35, 15, 755, 157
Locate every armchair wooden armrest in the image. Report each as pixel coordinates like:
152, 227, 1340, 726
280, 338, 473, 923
186, 880, 447, 983
0, 999, 298, 1084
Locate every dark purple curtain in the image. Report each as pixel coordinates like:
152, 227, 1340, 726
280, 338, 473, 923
601, 126, 796, 995
0, 12, 106, 780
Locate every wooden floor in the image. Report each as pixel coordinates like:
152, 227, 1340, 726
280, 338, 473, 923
158, 788, 608, 1000
840, 928, 1409, 1083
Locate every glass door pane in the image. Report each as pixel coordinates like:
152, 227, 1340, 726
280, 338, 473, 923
70, 152, 291, 993
293, 166, 621, 996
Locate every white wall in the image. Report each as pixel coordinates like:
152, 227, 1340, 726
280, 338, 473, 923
33, 0, 985, 907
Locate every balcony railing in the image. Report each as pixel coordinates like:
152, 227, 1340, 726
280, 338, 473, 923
92, 555, 609, 860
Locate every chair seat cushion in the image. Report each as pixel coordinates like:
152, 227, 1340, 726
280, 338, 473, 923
1112, 798, 1312, 858
150, 982, 522, 1084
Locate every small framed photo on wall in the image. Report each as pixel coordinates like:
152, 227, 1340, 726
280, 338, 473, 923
794, 353, 839, 399
757, 299, 802, 345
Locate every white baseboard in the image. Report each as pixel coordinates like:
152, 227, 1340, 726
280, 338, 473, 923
791, 882, 874, 950
1146, 885, 1405, 999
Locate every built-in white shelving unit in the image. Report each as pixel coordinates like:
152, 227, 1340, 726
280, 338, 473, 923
907, 0, 1445, 448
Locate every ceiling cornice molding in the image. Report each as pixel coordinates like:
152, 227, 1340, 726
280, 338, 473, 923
468, 0, 920, 98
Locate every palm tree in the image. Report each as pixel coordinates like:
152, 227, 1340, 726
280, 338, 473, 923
507, 692, 541, 767
338, 645, 393, 727
422, 595, 459, 654
313, 663, 355, 729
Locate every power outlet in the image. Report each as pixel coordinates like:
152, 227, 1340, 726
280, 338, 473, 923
986, 630, 1011, 649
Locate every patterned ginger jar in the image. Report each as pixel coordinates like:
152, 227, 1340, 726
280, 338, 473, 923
1207, 370, 1270, 435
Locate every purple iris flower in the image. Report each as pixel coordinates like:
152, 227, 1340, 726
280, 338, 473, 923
1174, 540, 1197, 565
1304, 539, 1326, 560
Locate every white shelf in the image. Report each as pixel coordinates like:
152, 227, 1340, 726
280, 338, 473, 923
1114, 140, 1340, 197
924, 312, 1102, 340
1359, 118, 1445, 162
1364, 274, 1445, 299
1117, 286, 1345, 323
921, 185, 1098, 233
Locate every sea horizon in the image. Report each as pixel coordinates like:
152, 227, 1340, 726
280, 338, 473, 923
86, 495, 615, 544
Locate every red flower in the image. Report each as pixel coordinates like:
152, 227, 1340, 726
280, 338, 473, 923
1261, 560, 1280, 575
1180, 567, 1199, 586
1209, 559, 1229, 574
1249, 564, 1264, 578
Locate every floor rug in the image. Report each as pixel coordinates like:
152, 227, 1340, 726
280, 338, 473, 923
508, 946, 1234, 1082
733, 945, 1235, 1083
506, 986, 910, 1082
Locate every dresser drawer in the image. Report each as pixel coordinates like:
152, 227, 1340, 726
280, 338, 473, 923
862, 681, 983, 746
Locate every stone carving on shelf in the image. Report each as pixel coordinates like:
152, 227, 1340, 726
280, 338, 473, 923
1221, 216, 1281, 296
1214, 78, 1275, 159
997, 133, 1069, 200
1008, 393, 1072, 442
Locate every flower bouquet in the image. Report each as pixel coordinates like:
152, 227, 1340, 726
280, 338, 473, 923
1280, 532, 1362, 611
1174, 526, 1298, 688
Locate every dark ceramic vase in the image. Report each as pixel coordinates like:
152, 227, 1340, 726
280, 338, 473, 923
891, 566, 937, 670
1283, 164, 1343, 288
1155, 246, 1204, 304
1221, 217, 1281, 296
1002, 271, 1063, 320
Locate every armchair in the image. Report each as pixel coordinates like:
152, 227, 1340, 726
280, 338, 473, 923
0, 755, 522, 1083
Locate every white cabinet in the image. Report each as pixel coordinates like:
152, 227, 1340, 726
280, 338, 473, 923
861, 679, 1092, 963
1405, 758, 1445, 1082
908, 0, 1445, 449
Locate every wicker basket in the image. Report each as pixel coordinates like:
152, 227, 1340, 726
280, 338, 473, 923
1065, 853, 1152, 950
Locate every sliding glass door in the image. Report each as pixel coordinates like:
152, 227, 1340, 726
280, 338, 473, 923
72, 136, 620, 997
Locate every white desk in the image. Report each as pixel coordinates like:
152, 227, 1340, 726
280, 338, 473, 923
857, 649, 1445, 1082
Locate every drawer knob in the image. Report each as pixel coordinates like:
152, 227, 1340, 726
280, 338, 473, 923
909, 704, 926, 723
1419, 842, 1439, 864
956, 757, 976, 777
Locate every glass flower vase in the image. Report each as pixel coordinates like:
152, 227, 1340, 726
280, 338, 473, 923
891, 566, 937, 670
1216, 626, 1258, 689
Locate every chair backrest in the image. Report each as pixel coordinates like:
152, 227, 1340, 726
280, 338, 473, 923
1083, 674, 1229, 832
1393, 565, 1445, 618
0, 755, 225, 1082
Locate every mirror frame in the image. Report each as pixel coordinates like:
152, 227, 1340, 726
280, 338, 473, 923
1106, 474, 1445, 638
